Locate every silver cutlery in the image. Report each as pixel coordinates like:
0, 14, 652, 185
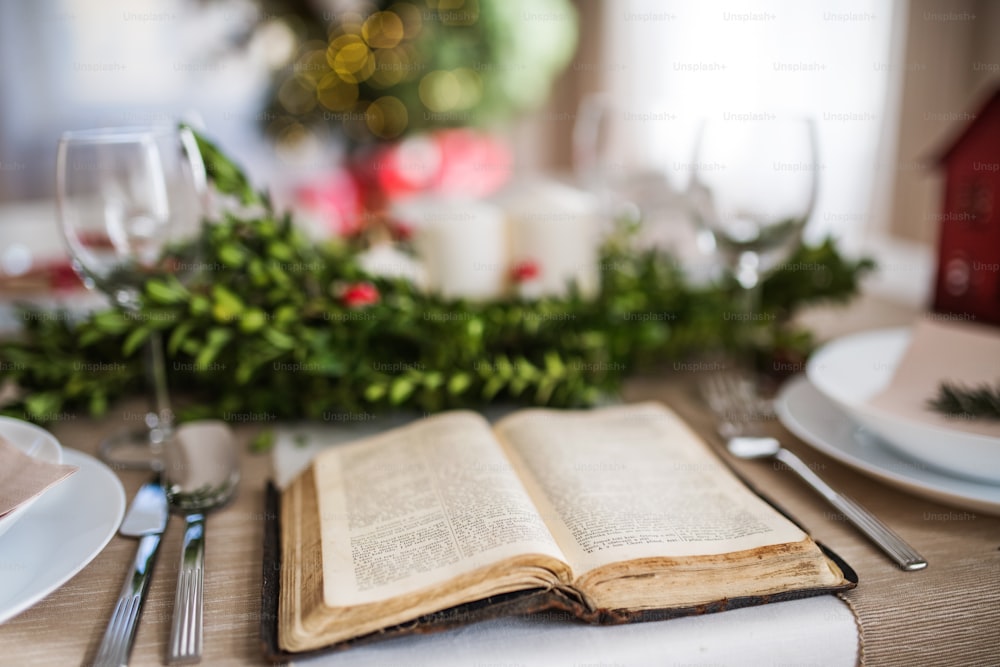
727, 435, 928, 570
703, 373, 928, 571
164, 422, 239, 664
93, 478, 169, 667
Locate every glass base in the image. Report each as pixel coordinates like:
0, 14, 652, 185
98, 425, 170, 472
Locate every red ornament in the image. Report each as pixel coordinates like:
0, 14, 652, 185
366, 135, 441, 199
432, 128, 512, 197
294, 169, 365, 236
511, 260, 541, 282
352, 129, 513, 205
340, 282, 380, 308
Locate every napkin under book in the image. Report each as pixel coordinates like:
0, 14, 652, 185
260, 402, 856, 660
0, 437, 78, 519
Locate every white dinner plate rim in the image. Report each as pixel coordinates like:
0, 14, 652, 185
807, 326, 1000, 447
0, 448, 125, 624
0, 416, 62, 464
0, 417, 64, 539
776, 375, 1000, 516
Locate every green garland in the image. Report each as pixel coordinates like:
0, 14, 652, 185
0, 132, 874, 424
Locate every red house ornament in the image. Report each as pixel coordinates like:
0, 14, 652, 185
932, 88, 1000, 325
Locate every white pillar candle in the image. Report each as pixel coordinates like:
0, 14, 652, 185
393, 196, 508, 300
501, 181, 601, 298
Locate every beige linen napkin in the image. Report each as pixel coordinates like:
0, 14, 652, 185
868, 318, 1000, 437
0, 436, 79, 518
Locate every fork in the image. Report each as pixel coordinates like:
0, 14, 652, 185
701, 373, 927, 571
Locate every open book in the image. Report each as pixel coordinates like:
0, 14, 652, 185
272, 402, 854, 655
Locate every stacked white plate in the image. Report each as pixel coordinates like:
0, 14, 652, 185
775, 327, 1000, 516
0, 417, 124, 623
0, 418, 64, 540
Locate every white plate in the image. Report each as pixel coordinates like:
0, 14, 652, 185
0, 417, 64, 540
776, 375, 1000, 516
806, 327, 1000, 483
0, 448, 125, 623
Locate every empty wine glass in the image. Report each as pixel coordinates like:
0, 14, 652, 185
688, 116, 818, 395
572, 93, 700, 250
57, 125, 206, 469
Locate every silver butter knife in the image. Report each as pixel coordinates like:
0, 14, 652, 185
93, 479, 169, 667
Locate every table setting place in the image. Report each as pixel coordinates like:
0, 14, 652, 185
6, 310, 1000, 666
261, 315, 1000, 667
2, 4, 1000, 665
1, 119, 999, 667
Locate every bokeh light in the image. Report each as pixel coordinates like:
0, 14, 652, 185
278, 75, 318, 114
266, 0, 577, 144
362, 11, 405, 49
452, 67, 482, 109
436, 0, 479, 26
343, 103, 376, 142
419, 70, 461, 112
390, 3, 423, 38
327, 34, 375, 83
317, 72, 360, 111
366, 96, 409, 138
370, 48, 406, 88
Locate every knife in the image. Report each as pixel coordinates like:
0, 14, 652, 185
92, 479, 169, 667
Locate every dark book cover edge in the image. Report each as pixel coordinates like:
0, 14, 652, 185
260, 482, 857, 663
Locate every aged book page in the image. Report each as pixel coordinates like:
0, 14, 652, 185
494, 403, 813, 574
280, 403, 848, 650
312, 411, 569, 608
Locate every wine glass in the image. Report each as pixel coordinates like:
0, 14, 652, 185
57, 125, 207, 470
572, 93, 698, 249
688, 116, 818, 397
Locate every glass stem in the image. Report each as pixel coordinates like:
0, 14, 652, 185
735, 251, 763, 380
145, 329, 174, 450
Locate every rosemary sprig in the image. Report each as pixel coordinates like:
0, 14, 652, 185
928, 381, 1000, 420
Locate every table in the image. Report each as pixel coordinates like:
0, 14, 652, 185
1, 295, 999, 665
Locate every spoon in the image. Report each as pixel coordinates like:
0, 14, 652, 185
164, 421, 240, 664
727, 436, 927, 571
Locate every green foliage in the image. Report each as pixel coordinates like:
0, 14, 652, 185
0, 131, 875, 424
928, 381, 1000, 420
185, 125, 265, 208
763, 240, 877, 316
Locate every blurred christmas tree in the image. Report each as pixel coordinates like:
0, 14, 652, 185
255, 0, 578, 149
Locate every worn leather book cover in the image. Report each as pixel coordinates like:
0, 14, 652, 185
259, 482, 858, 663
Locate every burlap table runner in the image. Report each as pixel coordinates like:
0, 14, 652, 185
2, 293, 999, 667
0, 412, 273, 666
623, 375, 1000, 667
0, 381, 997, 665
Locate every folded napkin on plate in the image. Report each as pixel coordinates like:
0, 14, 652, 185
0, 437, 79, 518
868, 318, 1000, 438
